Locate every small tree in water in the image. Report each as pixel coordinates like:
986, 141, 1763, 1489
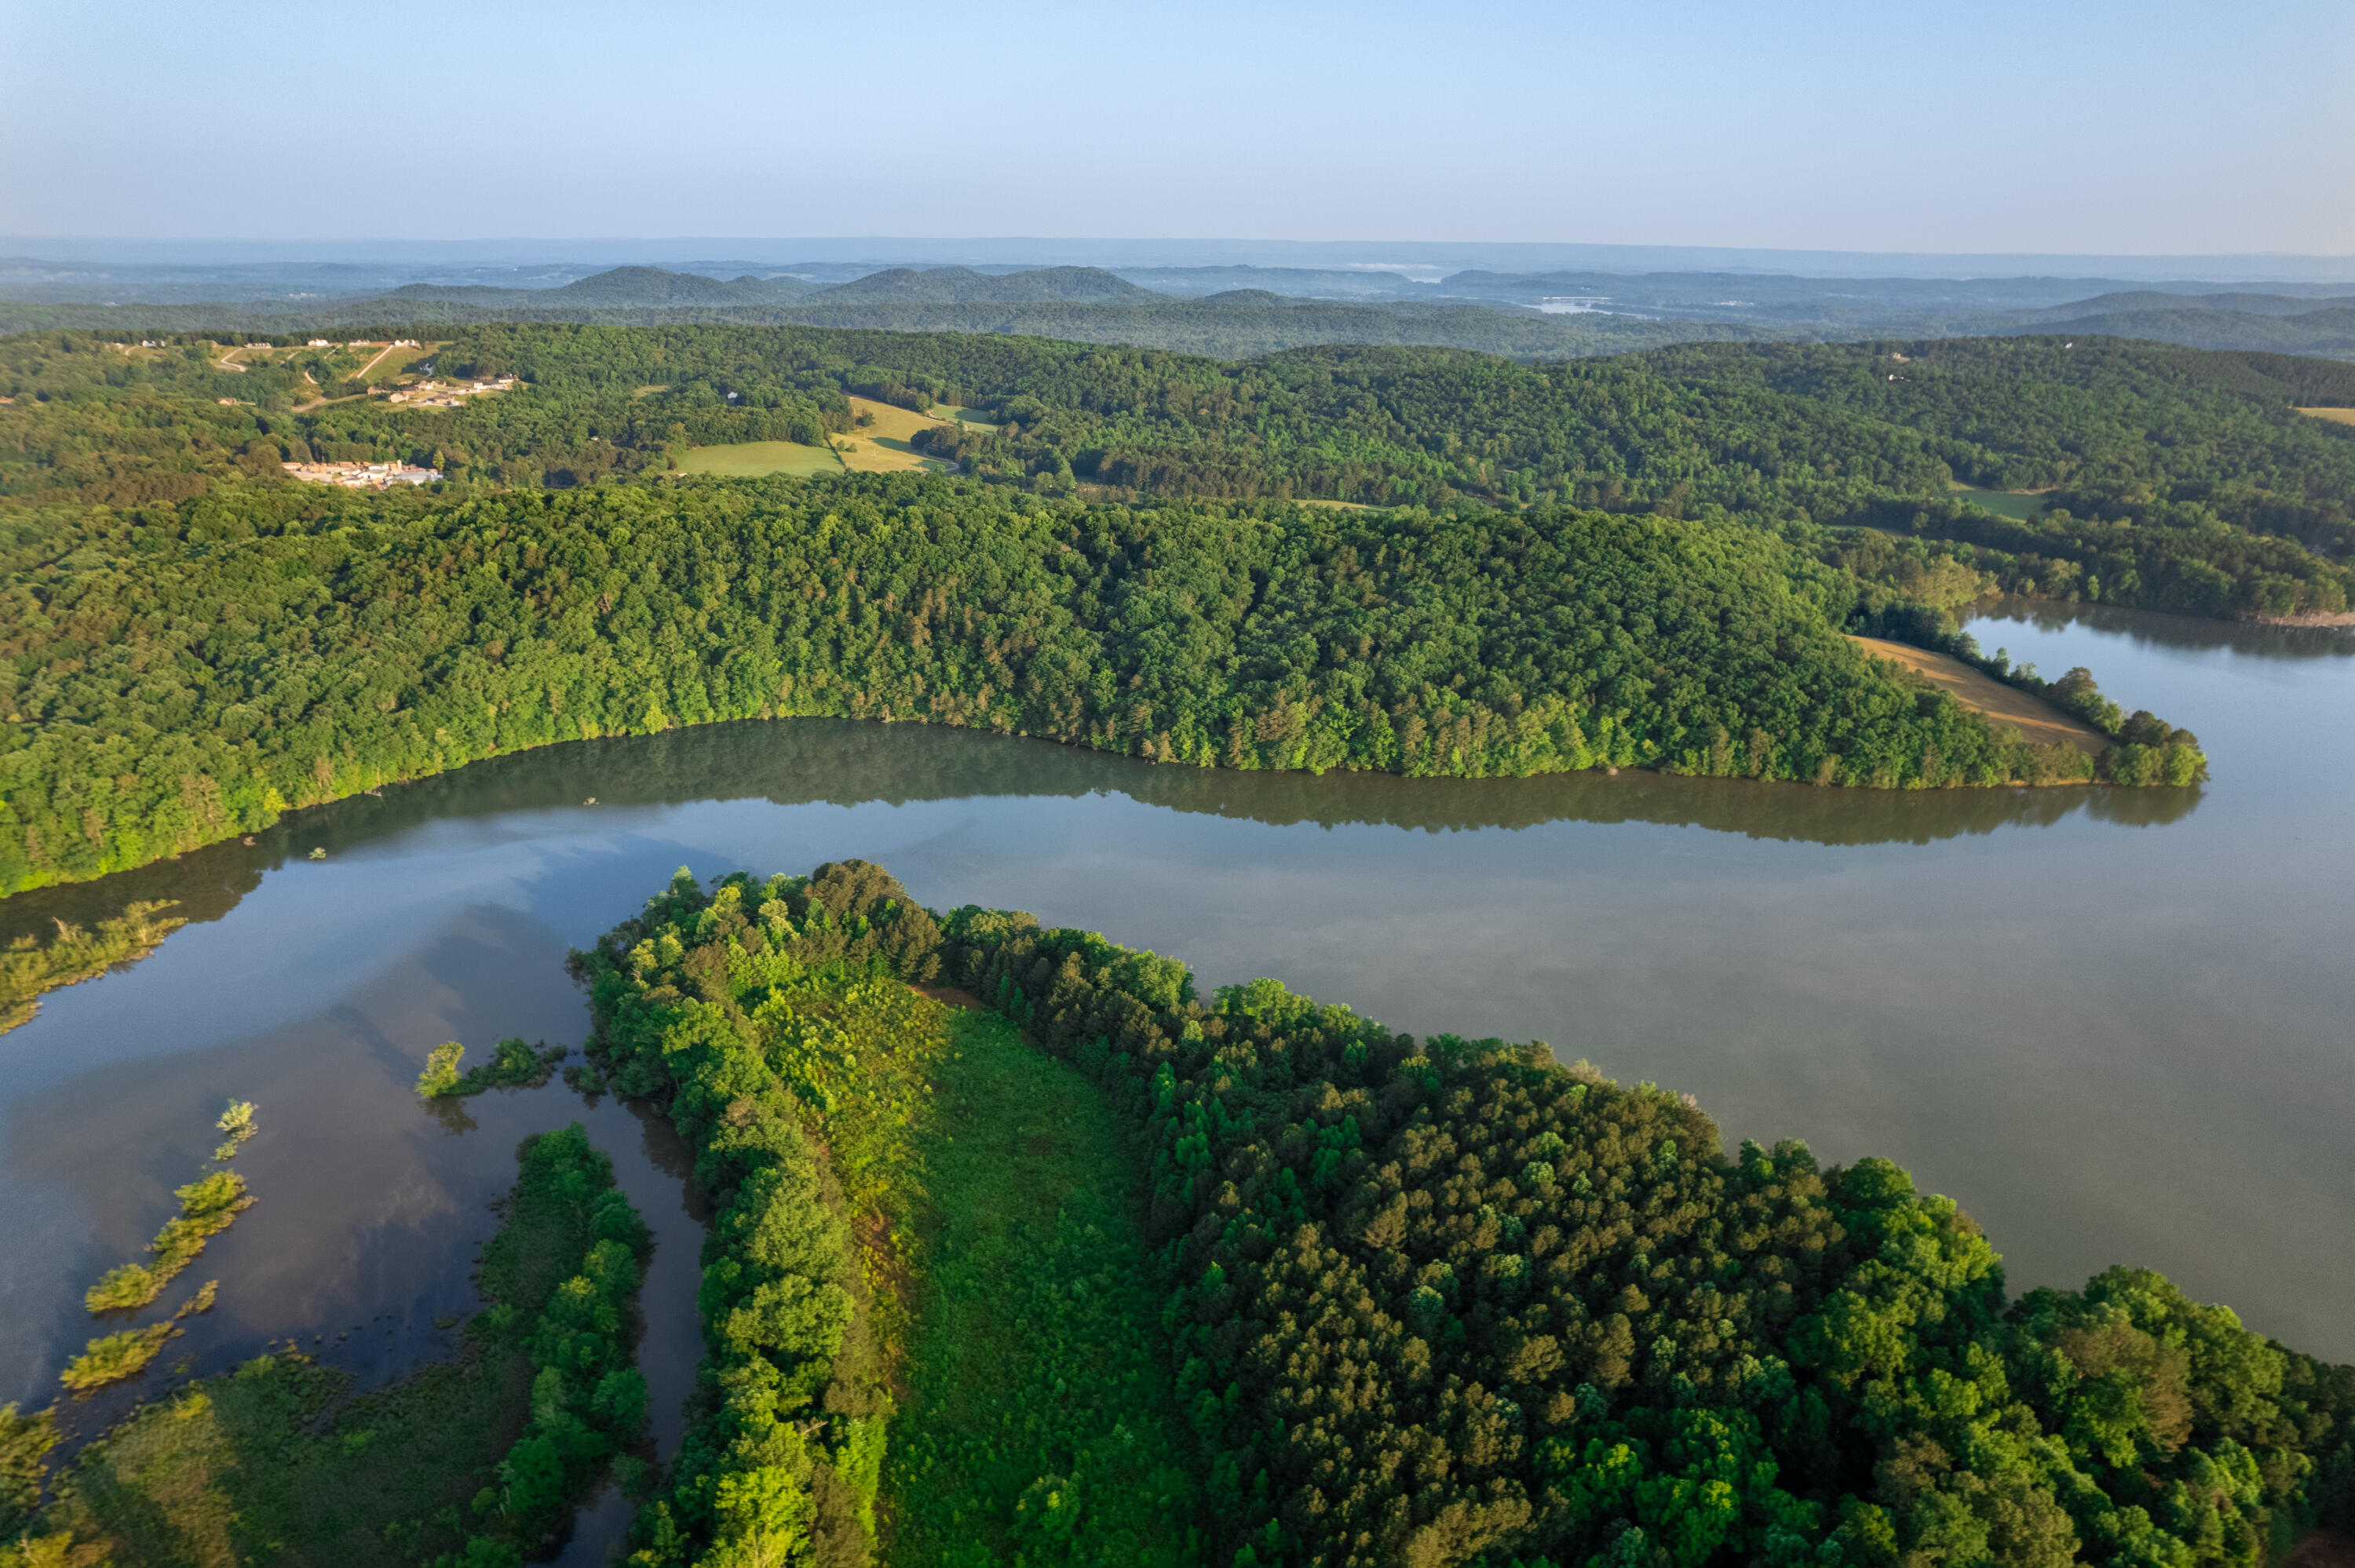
417, 1043, 465, 1098
212, 1099, 257, 1161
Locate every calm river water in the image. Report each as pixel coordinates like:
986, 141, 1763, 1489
3, 599, 2351, 1500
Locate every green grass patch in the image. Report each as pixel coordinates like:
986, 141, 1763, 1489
32, 1125, 650, 1568
1947, 483, 2053, 521
758, 973, 954, 1367
878, 1008, 1197, 1565
677, 440, 843, 478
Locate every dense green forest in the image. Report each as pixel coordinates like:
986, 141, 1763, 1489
564, 862, 1201, 1567
0, 471, 2206, 898
569, 859, 2355, 1568
0, 294, 1766, 361
9, 1124, 652, 1567
5, 325, 2351, 618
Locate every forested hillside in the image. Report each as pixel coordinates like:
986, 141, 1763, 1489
0, 475, 2188, 899
6, 324, 2350, 618
0, 290, 1761, 361
574, 859, 2355, 1568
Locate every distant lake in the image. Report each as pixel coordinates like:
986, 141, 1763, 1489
4, 597, 2351, 1464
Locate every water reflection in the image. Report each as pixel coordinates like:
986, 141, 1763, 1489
1973, 595, 2355, 662
3, 895, 707, 1461
8, 596, 2350, 1442
0, 714, 2196, 954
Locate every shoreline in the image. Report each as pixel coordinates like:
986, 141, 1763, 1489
2255, 609, 2355, 627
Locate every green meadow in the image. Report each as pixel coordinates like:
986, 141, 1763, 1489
676, 439, 844, 478
878, 1006, 1196, 1564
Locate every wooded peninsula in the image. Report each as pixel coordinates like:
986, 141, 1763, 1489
28, 860, 2334, 1568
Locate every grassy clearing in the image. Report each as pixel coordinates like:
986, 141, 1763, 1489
676, 439, 844, 478
740, 973, 1198, 1561
34, 1127, 645, 1568
932, 404, 999, 432
358, 341, 442, 385
1945, 482, 2054, 521
834, 396, 955, 475
760, 975, 957, 1368
44, 1345, 530, 1567
1848, 635, 2107, 756
2296, 406, 2355, 427
877, 1006, 1196, 1566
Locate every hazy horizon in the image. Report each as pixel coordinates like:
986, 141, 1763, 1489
6, 0, 2349, 257
7, 235, 2354, 287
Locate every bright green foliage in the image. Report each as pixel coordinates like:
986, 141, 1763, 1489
576, 859, 1200, 1566
879, 1008, 1197, 1565
211, 1099, 258, 1161
418, 1041, 466, 1096
0, 898, 184, 1036
0, 1403, 57, 1537
926, 893, 2355, 1568
417, 1038, 566, 1099
579, 863, 947, 1568
458, 1124, 653, 1552
28, 1125, 650, 1568
0, 468, 2188, 898
82, 1167, 252, 1312
585, 859, 2355, 1568
57, 1322, 177, 1393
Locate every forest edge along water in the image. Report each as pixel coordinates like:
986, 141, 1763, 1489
2, 597, 2352, 1561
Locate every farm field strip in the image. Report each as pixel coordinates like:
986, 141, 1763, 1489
1848, 634, 2106, 755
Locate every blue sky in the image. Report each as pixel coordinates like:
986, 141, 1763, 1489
4, 0, 2349, 254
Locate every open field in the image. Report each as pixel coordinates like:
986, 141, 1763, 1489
933, 403, 999, 431
877, 1005, 1195, 1563
834, 394, 955, 473
2297, 406, 2355, 426
357, 341, 441, 385
676, 439, 842, 477
1947, 483, 2054, 521
211, 339, 444, 390
1849, 635, 2105, 755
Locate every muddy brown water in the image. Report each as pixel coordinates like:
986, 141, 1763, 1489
2, 598, 2352, 1559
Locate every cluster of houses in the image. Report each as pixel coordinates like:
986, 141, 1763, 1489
282, 460, 444, 489
386, 374, 517, 407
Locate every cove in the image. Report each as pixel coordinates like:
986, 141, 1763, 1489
2, 599, 2350, 1452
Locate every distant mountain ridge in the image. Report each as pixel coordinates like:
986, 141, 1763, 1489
389, 265, 816, 308
2000, 307, 2355, 358
811, 264, 1150, 304
13, 261, 2355, 362
2008, 290, 2355, 320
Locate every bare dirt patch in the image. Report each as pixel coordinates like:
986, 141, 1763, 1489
1848, 636, 2106, 756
